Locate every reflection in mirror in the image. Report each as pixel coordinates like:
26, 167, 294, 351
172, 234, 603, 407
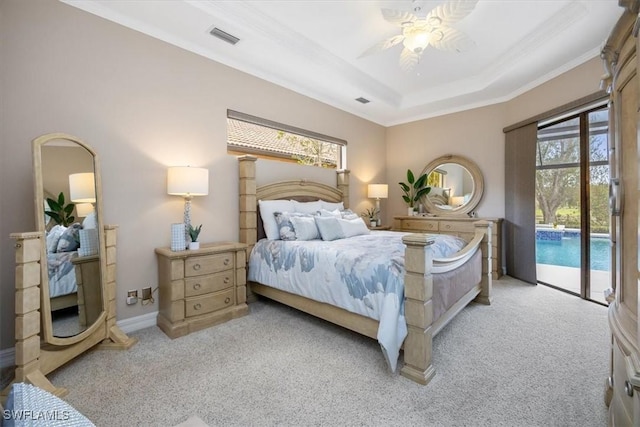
420, 155, 484, 216
40, 141, 103, 339
426, 163, 474, 210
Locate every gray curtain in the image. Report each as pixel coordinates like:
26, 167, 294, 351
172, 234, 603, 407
504, 122, 537, 284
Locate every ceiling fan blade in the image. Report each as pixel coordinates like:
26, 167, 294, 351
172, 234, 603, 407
381, 9, 417, 26
399, 48, 420, 72
359, 34, 405, 58
427, 0, 479, 26
429, 27, 475, 52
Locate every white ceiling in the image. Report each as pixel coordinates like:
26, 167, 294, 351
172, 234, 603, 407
62, 0, 623, 126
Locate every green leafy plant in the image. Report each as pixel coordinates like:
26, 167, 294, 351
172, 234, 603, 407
45, 192, 76, 226
188, 224, 202, 242
399, 169, 431, 208
361, 207, 379, 219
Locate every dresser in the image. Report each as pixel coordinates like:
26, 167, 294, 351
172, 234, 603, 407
155, 242, 249, 338
601, 3, 640, 425
393, 216, 503, 279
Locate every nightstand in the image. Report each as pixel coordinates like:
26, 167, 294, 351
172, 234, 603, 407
155, 242, 248, 338
369, 225, 391, 230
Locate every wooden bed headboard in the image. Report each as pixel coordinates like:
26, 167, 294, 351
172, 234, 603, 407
238, 155, 350, 248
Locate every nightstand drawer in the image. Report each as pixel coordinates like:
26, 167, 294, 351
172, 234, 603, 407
184, 271, 234, 297
185, 253, 233, 277
402, 219, 438, 231
185, 288, 234, 317
439, 221, 474, 233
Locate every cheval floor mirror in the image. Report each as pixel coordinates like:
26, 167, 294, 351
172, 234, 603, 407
2, 133, 137, 399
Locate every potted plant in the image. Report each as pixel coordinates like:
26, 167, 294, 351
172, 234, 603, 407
399, 169, 431, 216
362, 207, 379, 227
188, 224, 202, 250
45, 192, 76, 226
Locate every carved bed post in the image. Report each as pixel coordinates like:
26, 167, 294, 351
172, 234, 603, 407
400, 234, 436, 385
238, 155, 258, 251
473, 221, 493, 305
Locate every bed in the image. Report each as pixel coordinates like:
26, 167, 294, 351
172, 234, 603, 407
45, 219, 99, 312
238, 156, 492, 385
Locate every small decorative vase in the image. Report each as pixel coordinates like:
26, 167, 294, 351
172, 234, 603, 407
407, 207, 414, 216
188, 241, 200, 250
370, 220, 377, 228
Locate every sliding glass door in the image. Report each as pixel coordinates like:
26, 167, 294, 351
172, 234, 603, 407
535, 106, 610, 304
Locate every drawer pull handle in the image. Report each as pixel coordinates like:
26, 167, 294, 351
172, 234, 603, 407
193, 283, 201, 290
625, 380, 634, 397
224, 277, 230, 284
193, 264, 201, 271
194, 303, 202, 310
223, 258, 230, 266
445, 225, 451, 229
225, 297, 231, 304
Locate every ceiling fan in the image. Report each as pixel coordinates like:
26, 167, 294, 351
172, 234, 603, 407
360, 0, 479, 72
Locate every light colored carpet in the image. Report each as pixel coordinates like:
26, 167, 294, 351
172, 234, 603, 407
49, 277, 609, 426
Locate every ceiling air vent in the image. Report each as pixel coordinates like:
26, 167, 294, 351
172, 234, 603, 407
209, 27, 240, 45
355, 97, 370, 104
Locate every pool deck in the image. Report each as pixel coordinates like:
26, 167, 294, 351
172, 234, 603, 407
536, 263, 611, 304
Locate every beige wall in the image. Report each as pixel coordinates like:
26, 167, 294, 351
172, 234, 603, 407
0, 0, 386, 350
384, 57, 604, 223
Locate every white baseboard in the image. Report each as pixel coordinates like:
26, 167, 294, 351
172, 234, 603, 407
0, 311, 158, 369
116, 311, 158, 334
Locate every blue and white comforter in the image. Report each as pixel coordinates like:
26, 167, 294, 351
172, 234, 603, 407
248, 230, 466, 371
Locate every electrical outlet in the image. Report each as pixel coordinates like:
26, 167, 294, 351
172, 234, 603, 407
142, 287, 152, 301
126, 290, 138, 305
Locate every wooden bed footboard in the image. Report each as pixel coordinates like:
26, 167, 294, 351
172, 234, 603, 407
238, 155, 492, 385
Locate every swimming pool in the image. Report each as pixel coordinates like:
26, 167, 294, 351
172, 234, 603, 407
536, 235, 610, 271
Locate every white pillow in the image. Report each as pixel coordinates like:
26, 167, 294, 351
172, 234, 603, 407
318, 208, 342, 218
339, 217, 370, 238
321, 201, 344, 211
314, 216, 343, 241
259, 200, 295, 240
290, 215, 320, 240
292, 200, 323, 214
340, 209, 359, 220
315, 216, 370, 241
82, 212, 97, 229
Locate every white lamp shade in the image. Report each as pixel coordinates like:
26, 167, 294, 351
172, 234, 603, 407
75, 203, 94, 217
69, 173, 96, 203
368, 184, 388, 199
167, 167, 209, 197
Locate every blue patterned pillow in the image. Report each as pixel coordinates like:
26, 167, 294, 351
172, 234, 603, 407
274, 212, 312, 241
56, 223, 82, 252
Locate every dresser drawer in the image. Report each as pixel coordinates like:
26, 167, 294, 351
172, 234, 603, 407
184, 271, 234, 297
185, 253, 234, 277
401, 219, 438, 232
438, 221, 475, 233
185, 288, 234, 317
612, 339, 634, 423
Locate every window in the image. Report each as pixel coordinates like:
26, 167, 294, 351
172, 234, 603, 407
227, 110, 346, 169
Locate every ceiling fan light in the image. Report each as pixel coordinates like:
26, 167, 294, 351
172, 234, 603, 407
430, 30, 444, 42
403, 27, 430, 53
427, 16, 442, 27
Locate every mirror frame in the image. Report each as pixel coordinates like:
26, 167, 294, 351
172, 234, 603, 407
33, 133, 107, 346
420, 154, 484, 217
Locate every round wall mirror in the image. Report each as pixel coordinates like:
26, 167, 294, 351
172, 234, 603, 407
419, 154, 484, 216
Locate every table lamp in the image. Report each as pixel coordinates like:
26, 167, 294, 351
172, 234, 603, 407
367, 184, 388, 225
167, 166, 209, 249
69, 173, 96, 203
